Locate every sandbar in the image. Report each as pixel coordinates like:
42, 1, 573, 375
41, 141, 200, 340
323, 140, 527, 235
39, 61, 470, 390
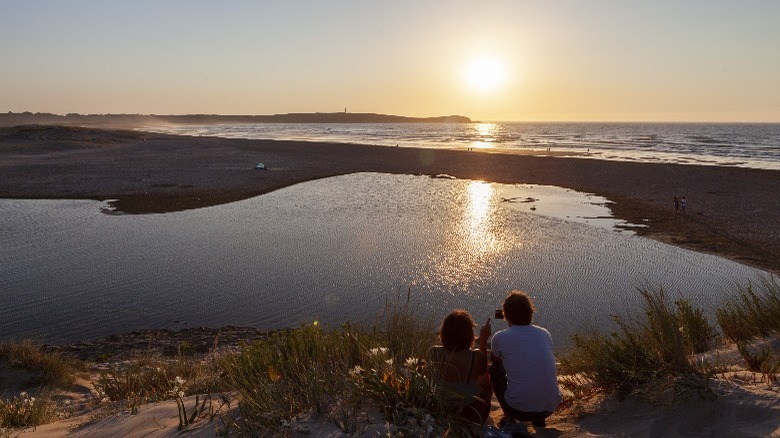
1, 125, 778, 273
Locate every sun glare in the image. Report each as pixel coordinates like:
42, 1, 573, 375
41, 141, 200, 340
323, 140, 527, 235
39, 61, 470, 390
466, 56, 506, 93
465, 180, 499, 254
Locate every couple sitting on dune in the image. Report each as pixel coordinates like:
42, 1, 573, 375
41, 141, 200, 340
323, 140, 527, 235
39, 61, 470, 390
429, 290, 562, 429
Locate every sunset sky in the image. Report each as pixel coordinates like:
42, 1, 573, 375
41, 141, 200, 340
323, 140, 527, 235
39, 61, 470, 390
2, 1, 779, 122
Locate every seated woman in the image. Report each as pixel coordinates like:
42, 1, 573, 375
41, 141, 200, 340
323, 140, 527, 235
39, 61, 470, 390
429, 310, 493, 425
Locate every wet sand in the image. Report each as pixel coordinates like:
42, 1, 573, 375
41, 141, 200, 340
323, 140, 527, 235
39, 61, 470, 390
1, 125, 778, 273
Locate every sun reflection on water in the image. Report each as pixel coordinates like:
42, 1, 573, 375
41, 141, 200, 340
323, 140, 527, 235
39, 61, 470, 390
470, 123, 498, 149
466, 180, 495, 249
424, 180, 512, 294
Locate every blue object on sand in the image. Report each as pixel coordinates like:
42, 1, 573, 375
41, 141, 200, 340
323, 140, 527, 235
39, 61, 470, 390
255, 162, 267, 170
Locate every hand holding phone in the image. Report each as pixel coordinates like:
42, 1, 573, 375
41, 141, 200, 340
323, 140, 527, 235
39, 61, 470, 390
479, 317, 492, 349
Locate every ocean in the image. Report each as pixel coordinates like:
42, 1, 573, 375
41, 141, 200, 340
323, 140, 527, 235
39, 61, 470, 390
143, 122, 780, 171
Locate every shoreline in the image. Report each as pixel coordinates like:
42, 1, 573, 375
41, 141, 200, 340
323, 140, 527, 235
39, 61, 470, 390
1, 125, 778, 274
42, 326, 276, 361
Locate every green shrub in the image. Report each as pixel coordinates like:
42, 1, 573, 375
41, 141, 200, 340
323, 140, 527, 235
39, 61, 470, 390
223, 323, 365, 434
375, 289, 438, 363
0, 340, 81, 389
736, 341, 774, 371
221, 293, 475, 436
559, 289, 710, 399
355, 348, 437, 418
93, 355, 223, 415
94, 363, 175, 414
716, 277, 780, 342
0, 392, 60, 429
0, 342, 81, 431
673, 299, 716, 354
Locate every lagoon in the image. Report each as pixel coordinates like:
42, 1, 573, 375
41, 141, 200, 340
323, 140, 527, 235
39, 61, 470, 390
0, 173, 766, 348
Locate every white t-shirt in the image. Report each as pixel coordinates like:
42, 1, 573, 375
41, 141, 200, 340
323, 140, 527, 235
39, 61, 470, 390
491, 324, 562, 413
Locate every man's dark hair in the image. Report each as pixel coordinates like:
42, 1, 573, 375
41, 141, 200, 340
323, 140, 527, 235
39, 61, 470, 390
502, 290, 535, 325
438, 310, 476, 351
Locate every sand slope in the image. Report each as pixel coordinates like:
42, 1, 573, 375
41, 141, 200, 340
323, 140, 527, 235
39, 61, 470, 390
13, 372, 779, 437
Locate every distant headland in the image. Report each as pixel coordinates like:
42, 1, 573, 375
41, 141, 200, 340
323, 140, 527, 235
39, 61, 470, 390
0, 111, 472, 127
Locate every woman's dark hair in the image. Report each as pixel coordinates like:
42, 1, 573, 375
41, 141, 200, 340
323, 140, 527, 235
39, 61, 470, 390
439, 310, 476, 351
503, 290, 535, 325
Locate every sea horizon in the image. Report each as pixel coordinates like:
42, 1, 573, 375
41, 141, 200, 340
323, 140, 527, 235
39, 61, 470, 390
136, 120, 780, 171
5, 110, 780, 124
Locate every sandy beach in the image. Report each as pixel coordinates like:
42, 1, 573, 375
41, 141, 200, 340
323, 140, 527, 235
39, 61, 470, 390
1, 125, 778, 273
2, 125, 779, 434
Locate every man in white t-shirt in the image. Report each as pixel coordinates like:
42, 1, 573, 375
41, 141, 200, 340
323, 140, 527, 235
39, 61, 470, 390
490, 290, 562, 428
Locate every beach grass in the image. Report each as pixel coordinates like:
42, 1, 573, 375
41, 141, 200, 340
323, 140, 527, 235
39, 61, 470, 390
0, 340, 82, 389
558, 288, 716, 401
94, 362, 180, 414
0, 391, 61, 432
0, 341, 82, 431
91, 352, 231, 425
3, 281, 780, 434
716, 276, 780, 343
220, 294, 477, 436
715, 277, 780, 383
222, 324, 362, 433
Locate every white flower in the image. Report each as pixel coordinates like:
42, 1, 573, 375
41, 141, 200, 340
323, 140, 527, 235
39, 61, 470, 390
385, 358, 394, 366
369, 347, 389, 356
349, 365, 364, 376
403, 357, 420, 369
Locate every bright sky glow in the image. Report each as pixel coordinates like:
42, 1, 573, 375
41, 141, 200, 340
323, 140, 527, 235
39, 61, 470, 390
1, 0, 779, 122
466, 56, 506, 93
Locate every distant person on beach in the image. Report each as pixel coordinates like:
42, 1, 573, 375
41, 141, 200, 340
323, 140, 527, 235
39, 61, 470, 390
489, 290, 562, 428
681, 196, 687, 213
429, 310, 493, 425
674, 195, 680, 212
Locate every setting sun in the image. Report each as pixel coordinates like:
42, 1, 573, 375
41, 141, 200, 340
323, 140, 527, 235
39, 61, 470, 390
466, 55, 506, 93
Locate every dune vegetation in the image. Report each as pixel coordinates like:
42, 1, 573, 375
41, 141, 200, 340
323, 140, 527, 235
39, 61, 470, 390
1, 278, 778, 436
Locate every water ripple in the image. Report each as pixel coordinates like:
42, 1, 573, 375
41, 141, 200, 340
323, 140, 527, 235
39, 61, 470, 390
0, 173, 767, 348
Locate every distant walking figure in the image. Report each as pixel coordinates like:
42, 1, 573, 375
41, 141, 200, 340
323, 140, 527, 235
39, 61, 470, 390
674, 196, 680, 213
681, 196, 687, 214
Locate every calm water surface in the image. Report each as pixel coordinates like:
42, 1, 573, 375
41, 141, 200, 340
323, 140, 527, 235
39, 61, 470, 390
0, 173, 766, 348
